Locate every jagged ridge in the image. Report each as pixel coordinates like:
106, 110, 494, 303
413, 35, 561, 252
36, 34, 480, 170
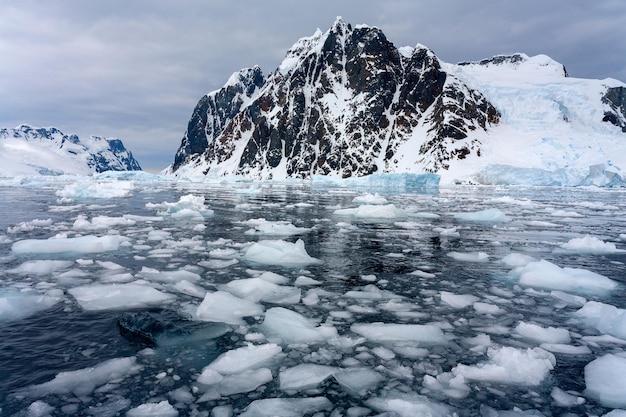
168, 19, 499, 178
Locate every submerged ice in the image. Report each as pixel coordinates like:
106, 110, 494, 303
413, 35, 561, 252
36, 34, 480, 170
1, 177, 626, 416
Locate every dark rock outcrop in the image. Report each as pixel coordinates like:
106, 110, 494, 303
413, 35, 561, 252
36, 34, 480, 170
169, 18, 500, 178
602, 86, 626, 132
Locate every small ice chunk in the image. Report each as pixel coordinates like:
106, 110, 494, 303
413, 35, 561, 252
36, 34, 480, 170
352, 193, 388, 205
447, 251, 490, 262
509, 260, 617, 293
294, 276, 321, 286
69, 283, 175, 311
126, 400, 178, 417
540, 343, 591, 355
473, 302, 506, 315
550, 291, 586, 307
239, 397, 332, 417
350, 323, 447, 344
202, 343, 282, 375
26, 400, 55, 416
12, 235, 127, 255
440, 291, 479, 309
243, 239, 321, 267
139, 268, 201, 283
279, 364, 336, 391
145, 194, 214, 218
584, 354, 626, 408
56, 180, 135, 200
243, 219, 311, 236
558, 235, 624, 254
334, 368, 383, 396
366, 391, 452, 417
451, 346, 555, 386
0, 290, 64, 321
334, 204, 404, 219
196, 291, 264, 325
261, 307, 338, 344
514, 322, 571, 344
501, 253, 536, 267
221, 278, 301, 304
454, 208, 510, 222
575, 301, 626, 340
214, 368, 274, 396
551, 386, 585, 407
9, 260, 73, 275
17, 357, 142, 398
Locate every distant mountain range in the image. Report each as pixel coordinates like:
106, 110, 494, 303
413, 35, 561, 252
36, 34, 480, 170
0, 125, 141, 176
166, 18, 626, 186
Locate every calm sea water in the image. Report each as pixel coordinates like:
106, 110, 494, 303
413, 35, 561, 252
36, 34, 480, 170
1, 177, 626, 416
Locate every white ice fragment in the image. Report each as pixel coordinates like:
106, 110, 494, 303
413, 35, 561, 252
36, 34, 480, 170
243, 239, 321, 267
7, 218, 53, 234
196, 291, 264, 325
213, 368, 274, 396
447, 251, 490, 262
509, 260, 617, 293
202, 344, 282, 375
334, 368, 384, 396
68, 283, 175, 311
243, 219, 311, 236
366, 391, 453, 417
9, 260, 74, 275
334, 204, 404, 219
440, 291, 479, 309
221, 278, 300, 304
56, 180, 135, 200
139, 268, 201, 283
454, 208, 510, 222
350, 323, 447, 344
514, 322, 571, 344
473, 302, 506, 315
239, 397, 333, 417
126, 400, 178, 417
423, 373, 471, 399
550, 290, 586, 307
145, 194, 214, 218
261, 307, 338, 344
0, 290, 64, 321
557, 235, 624, 254
451, 346, 555, 386
17, 357, 142, 398
539, 343, 591, 355
279, 364, 336, 391
584, 354, 626, 408
294, 276, 321, 286
12, 235, 127, 255
352, 193, 388, 205
575, 301, 626, 340
551, 387, 585, 407
501, 253, 536, 267
72, 214, 136, 230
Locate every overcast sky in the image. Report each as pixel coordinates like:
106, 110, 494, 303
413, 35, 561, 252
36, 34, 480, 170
1, 1, 625, 172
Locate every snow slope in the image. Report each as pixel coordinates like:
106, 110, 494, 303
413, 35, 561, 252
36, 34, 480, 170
0, 125, 142, 177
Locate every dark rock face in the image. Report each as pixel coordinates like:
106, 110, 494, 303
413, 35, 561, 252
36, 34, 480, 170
170, 19, 499, 178
602, 86, 626, 132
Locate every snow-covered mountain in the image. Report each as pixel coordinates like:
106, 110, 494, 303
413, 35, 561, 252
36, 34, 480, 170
166, 18, 626, 186
0, 125, 142, 177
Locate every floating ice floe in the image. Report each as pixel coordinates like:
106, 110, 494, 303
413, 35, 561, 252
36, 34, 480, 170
195, 291, 264, 325
447, 251, 490, 262
199, 343, 282, 376
352, 193, 389, 205
366, 391, 453, 417
56, 180, 135, 200
239, 397, 333, 417
8, 260, 74, 275
454, 208, 510, 222
12, 234, 128, 255
0, 290, 64, 321
334, 204, 405, 219
68, 283, 175, 311
508, 259, 618, 294
556, 235, 624, 254
350, 323, 447, 344
440, 291, 480, 309
7, 218, 54, 234
575, 301, 626, 340
242, 239, 321, 267
16, 356, 142, 398
72, 214, 137, 230
126, 400, 178, 417
585, 353, 626, 408
514, 321, 572, 344
261, 307, 338, 344
501, 253, 536, 267
242, 218, 312, 236
145, 194, 214, 218
221, 277, 301, 304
